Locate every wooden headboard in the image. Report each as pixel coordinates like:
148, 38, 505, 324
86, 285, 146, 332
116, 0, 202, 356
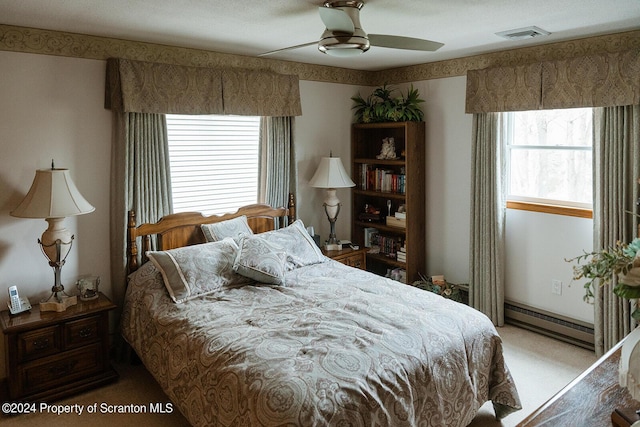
127, 195, 295, 275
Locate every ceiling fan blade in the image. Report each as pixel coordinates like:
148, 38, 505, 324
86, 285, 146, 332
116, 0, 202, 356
258, 41, 319, 57
318, 7, 355, 33
369, 34, 444, 52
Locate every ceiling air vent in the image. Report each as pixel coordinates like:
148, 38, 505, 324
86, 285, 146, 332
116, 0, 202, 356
496, 26, 551, 40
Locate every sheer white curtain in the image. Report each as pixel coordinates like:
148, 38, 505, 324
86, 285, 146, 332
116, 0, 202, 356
259, 116, 297, 215
469, 113, 507, 326
593, 104, 640, 356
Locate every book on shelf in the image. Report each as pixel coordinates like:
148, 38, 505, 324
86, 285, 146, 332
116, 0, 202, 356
372, 234, 403, 256
360, 164, 405, 193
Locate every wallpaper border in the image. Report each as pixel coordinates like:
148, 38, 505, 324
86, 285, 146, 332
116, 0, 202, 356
1, 24, 639, 86
379, 30, 640, 84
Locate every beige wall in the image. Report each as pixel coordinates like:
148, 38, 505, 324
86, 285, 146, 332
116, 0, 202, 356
295, 80, 359, 244
0, 52, 112, 302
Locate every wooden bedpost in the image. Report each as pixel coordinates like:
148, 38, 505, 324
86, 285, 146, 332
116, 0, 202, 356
288, 193, 296, 225
127, 210, 139, 274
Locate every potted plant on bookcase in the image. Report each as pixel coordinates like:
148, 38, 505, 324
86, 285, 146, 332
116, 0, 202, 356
351, 84, 424, 124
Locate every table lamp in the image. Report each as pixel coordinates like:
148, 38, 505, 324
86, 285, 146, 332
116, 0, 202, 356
309, 154, 355, 250
11, 164, 95, 312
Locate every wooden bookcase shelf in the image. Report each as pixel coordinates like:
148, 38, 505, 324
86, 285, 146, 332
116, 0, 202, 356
351, 121, 426, 283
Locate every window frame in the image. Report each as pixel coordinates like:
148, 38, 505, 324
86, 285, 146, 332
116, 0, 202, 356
504, 109, 594, 217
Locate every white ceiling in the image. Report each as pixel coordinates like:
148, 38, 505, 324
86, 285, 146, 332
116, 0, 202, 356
2, 0, 639, 71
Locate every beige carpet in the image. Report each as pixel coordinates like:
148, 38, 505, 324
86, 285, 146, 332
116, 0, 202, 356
469, 324, 597, 427
1, 324, 596, 427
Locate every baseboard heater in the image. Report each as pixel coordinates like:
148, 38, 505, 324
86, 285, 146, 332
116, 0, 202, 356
505, 301, 595, 351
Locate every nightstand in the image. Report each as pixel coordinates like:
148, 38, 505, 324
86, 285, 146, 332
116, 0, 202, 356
1, 293, 118, 402
322, 246, 368, 270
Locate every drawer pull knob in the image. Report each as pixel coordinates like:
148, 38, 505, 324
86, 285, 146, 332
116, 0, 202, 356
32, 338, 50, 349
79, 327, 94, 338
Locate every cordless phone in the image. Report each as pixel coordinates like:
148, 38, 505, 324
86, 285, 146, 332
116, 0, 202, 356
8, 286, 31, 315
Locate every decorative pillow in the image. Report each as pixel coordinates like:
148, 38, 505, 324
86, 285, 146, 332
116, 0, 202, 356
233, 235, 287, 285
201, 215, 253, 242
146, 238, 249, 303
258, 219, 326, 270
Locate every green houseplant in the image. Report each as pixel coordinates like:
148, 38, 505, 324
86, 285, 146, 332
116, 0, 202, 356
351, 84, 425, 123
568, 238, 640, 319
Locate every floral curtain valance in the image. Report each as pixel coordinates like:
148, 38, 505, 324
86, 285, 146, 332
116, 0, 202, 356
105, 58, 302, 116
465, 63, 542, 113
221, 69, 302, 116
465, 49, 640, 113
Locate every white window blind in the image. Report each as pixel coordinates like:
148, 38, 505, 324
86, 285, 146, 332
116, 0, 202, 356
166, 114, 260, 216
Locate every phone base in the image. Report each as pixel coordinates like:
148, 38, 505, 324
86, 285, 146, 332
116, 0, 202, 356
8, 297, 32, 315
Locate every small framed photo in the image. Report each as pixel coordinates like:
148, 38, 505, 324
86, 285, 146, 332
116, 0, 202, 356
76, 276, 100, 301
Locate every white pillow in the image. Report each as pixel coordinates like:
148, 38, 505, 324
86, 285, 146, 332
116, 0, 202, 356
146, 238, 249, 303
201, 215, 253, 242
258, 219, 325, 270
233, 235, 287, 285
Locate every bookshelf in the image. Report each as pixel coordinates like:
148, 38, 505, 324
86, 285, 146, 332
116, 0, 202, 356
351, 121, 425, 283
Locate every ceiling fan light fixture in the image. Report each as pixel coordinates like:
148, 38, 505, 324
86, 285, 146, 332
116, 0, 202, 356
261, 0, 443, 59
318, 35, 370, 56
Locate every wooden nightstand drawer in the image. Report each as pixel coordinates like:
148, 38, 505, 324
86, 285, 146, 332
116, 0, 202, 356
322, 247, 367, 270
1, 293, 119, 401
341, 253, 365, 269
20, 344, 103, 395
65, 315, 100, 349
18, 325, 62, 361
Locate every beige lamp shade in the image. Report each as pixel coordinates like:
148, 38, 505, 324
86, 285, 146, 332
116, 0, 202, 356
11, 168, 95, 219
10, 167, 93, 311
11, 168, 94, 294
309, 157, 355, 189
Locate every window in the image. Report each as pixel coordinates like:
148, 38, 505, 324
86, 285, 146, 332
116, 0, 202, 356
505, 108, 593, 216
166, 114, 260, 216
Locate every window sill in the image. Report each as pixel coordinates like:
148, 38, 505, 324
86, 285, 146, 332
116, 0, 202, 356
506, 200, 592, 219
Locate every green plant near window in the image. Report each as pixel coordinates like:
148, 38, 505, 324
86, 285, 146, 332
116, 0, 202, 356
351, 84, 424, 123
567, 237, 640, 319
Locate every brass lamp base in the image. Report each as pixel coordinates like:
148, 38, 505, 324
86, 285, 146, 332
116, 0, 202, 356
40, 295, 77, 312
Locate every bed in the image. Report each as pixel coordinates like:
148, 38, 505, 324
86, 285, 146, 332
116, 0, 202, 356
120, 202, 521, 427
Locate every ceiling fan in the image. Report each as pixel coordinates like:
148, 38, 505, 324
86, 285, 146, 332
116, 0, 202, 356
259, 1, 444, 58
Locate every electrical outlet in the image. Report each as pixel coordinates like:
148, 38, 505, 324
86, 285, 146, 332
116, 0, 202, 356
551, 279, 562, 295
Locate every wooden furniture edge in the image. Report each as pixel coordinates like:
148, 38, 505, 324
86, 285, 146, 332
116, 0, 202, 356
517, 338, 624, 426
